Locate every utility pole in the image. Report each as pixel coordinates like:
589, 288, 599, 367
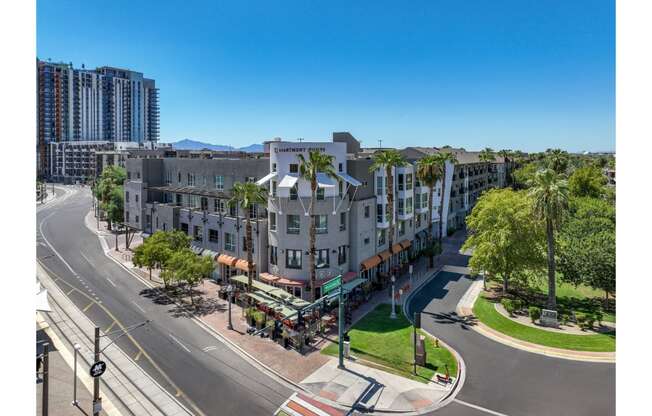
42, 342, 49, 416
337, 276, 345, 369
413, 312, 418, 375
72, 343, 81, 407
93, 327, 101, 416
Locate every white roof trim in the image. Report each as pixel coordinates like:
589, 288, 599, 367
337, 172, 362, 187
278, 174, 299, 188
256, 171, 277, 186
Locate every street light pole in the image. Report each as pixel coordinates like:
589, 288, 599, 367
227, 285, 234, 330
72, 343, 81, 406
390, 275, 397, 319
93, 327, 101, 416
337, 275, 345, 369
42, 342, 49, 416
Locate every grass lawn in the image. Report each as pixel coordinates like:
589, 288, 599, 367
474, 294, 615, 352
322, 304, 457, 383
525, 273, 615, 323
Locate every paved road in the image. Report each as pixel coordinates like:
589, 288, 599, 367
37, 186, 293, 416
408, 234, 616, 416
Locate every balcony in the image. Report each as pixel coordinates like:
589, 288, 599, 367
376, 215, 389, 229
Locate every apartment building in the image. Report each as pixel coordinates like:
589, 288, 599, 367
124, 133, 509, 300
37, 59, 159, 178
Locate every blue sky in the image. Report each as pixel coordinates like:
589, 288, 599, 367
37, 0, 614, 152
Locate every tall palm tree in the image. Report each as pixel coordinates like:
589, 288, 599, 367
545, 149, 569, 175
297, 150, 338, 302
433, 151, 458, 247
416, 154, 443, 268
479, 148, 496, 188
528, 169, 569, 309
369, 150, 407, 269
228, 182, 267, 293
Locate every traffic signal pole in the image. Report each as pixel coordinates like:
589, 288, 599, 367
93, 327, 101, 416
338, 276, 345, 369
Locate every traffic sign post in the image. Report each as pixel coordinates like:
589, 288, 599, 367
322, 275, 342, 296
90, 361, 107, 378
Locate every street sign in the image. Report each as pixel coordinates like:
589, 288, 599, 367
322, 275, 342, 295
90, 361, 107, 378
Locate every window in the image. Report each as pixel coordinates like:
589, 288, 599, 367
338, 246, 347, 265
178, 172, 182, 183
317, 187, 325, 200
269, 212, 277, 231
272, 163, 277, 172
286, 249, 302, 269
215, 175, 224, 191
377, 203, 384, 223
214, 199, 224, 213
338, 163, 343, 172
193, 226, 202, 241
289, 164, 298, 173
229, 204, 236, 217
135, 194, 139, 203
166, 171, 172, 185
364, 237, 370, 245
406, 174, 413, 190
398, 173, 404, 191
187, 173, 196, 186
287, 215, 300, 234
125, 191, 130, 202
364, 205, 370, 218
181, 223, 189, 234
137, 171, 141, 180
416, 214, 421, 228
415, 194, 421, 210
246, 177, 256, 183
377, 229, 386, 246
398, 221, 406, 236
224, 233, 235, 251
270, 246, 278, 265
135, 215, 139, 223
398, 198, 405, 215
339, 212, 346, 231
376, 176, 384, 195
338, 181, 344, 198
209, 229, 219, 243
127, 171, 131, 180
126, 211, 130, 222
422, 193, 428, 208
315, 249, 329, 269
406, 197, 413, 214
271, 180, 277, 197
314, 215, 328, 234
290, 184, 298, 200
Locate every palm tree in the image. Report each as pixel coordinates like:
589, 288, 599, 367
528, 169, 569, 309
369, 150, 407, 269
416, 154, 443, 268
479, 148, 496, 188
228, 182, 267, 293
433, 151, 458, 247
545, 149, 569, 175
297, 150, 338, 302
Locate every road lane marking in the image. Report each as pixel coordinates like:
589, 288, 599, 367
105, 321, 117, 333
454, 399, 510, 416
66, 288, 75, 295
106, 278, 117, 287
82, 302, 94, 312
202, 346, 217, 352
80, 251, 95, 268
134, 350, 143, 361
169, 333, 191, 353
131, 300, 146, 314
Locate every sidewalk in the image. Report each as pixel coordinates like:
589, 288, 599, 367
86, 210, 463, 413
36, 323, 104, 416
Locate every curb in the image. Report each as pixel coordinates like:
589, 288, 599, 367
455, 279, 616, 364
402, 267, 467, 415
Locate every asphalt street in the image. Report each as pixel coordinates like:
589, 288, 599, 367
408, 236, 616, 416
37, 186, 293, 416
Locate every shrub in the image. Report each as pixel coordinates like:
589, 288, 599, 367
576, 315, 587, 330
595, 311, 603, 326
585, 315, 596, 330
512, 299, 523, 312
561, 314, 570, 325
528, 307, 541, 323
501, 299, 515, 316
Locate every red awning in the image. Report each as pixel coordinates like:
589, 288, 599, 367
217, 254, 238, 267
276, 277, 306, 287
343, 272, 357, 282
259, 273, 280, 283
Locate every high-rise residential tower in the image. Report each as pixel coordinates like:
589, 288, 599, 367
36, 59, 159, 177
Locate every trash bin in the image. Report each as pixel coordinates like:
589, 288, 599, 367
343, 341, 350, 358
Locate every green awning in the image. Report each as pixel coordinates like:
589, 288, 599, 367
245, 291, 297, 319
230, 274, 309, 309
343, 278, 366, 293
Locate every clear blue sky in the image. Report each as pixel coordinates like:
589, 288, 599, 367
37, 0, 614, 152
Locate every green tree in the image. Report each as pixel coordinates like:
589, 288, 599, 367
228, 182, 267, 293
165, 249, 214, 305
568, 166, 607, 199
463, 189, 545, 293
298, 150, 339, 301
528, 169, 569, 309
545, 149, 569, 175
416, 154, 444, 268
133, 230, 190, 286
511, 163, 538, 189
95, 166, 127, 230
558, 214, 615, 308
479, 148, 496, 188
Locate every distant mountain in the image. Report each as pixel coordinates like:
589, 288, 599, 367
167, 139, 263, 153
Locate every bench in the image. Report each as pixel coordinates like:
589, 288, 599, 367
436, 374, 451, 384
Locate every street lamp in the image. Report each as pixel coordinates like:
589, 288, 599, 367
72, 343, 81, 407
390, 275, 397, 319
226, 285, 234, 330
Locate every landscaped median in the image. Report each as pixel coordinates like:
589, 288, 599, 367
322, 304, 457, 383
473, 293, 615, 352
